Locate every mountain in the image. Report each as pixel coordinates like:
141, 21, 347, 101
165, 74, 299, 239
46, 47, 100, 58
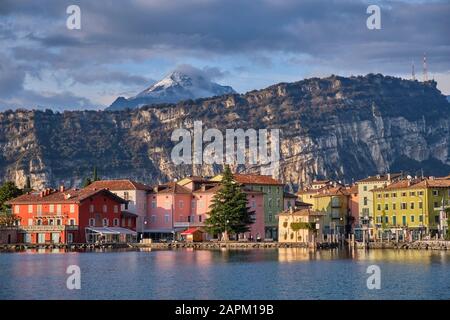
1, 74, 450, 189
107, 70, 236, 110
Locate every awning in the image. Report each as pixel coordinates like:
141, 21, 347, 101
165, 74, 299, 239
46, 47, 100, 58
144, 228, 185, 233
181, 228, 203, 235
86, 227, 137, 235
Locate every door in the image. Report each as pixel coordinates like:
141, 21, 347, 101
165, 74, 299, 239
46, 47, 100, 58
38, 233, 46, 244
52, 233, 60, 243
67, 233, 74, 244
24, 233, 32, 243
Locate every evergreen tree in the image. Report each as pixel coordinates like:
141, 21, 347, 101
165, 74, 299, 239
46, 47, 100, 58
204, 165, 254, 240
0, 181, 23, 213
93, 167, 99, 181
83, 177, 92, 188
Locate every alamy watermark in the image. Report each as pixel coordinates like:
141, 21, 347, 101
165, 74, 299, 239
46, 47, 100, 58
66, 5, 81, 30
366, 5, 381, 30
366, 265, 381, 290
66, 265, 81, 290
171, 121, 280, 174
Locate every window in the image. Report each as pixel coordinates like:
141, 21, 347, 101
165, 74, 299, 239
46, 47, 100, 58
152, 201, 156, 209
28, 218, 33, 226
401, 203, 407, 210
377, 204, 381, 211
269, 214, 273, 222
89, 218, 95, 227
363, 186, 367, 191
37, 219, 42, 225
384, 193, 389, 198
391, 193, 397, 198
57, 219, 62, 226
385, 216, 389, 223
69, 219, 75, 226
392, 216, 397, 225
419, 215, 423, 223
377, 194, 381, 199
434, 202, 439, 208
410, 192, 416, 196
49, 204, 54, 213
49, 219, 54, 225
384, 204, 389, 210
419, 202, 423, 209
377, 216, 382, 223
433, 190, 439, 196
123, 192, 129, 200
14, 205, 19, 214
164, 214, 169, 223
102, 218, 108, 227
363, 197, 368, 206
90, 204, 94, 213
179, 201, 184, 209
70, 204, 75, 213
410, 215, 415, 223
114, 205, 118, 213
402, 216, 407, 226
187, 215, 192, 223
37, 205, 42, 216
268, 199, 273, 208
392, 203, 397, 210
57, 204, 62, 214
28, 205, 33, 213
198, 215, 202, 222
435, 216, 439, 223
151, 215, 156, 223
401, 192, 407, 197
418, 191, 424, 196
113, 218, 119, 226
251, 200, 256, 208
410, 202, 415, 210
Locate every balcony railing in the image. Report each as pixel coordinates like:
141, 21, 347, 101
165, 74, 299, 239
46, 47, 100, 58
18, 225, 79, 232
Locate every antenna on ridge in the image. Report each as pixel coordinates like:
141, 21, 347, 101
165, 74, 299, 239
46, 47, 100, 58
411, 60, 416, 81
423, 53, 428, 82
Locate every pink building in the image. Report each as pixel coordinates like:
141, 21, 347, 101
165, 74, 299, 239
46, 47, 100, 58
145, 181, 265, 241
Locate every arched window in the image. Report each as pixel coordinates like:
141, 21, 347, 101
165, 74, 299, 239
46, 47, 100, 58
102, 218, 108, 227
89, 218, 95, 227
113, 218, 119, 227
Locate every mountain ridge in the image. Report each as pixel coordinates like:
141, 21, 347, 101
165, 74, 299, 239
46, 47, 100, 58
1, 73, 449, 189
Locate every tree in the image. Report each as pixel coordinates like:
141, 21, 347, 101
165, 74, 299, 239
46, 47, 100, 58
93, 166, 99, 182
83, 177, 92, 188
204, 165, 254, 240
24, 176, 32, 193
0, 181, 23, 213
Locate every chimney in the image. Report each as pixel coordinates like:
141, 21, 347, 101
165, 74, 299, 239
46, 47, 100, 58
387, 173, 391, 181
40, 191, 45, 198
59, 185, 65, 193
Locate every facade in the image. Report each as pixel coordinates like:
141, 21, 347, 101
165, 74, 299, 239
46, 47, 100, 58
284, 192, 297, 210
0, 227, 18, 244
7, 186, 134, 244
356, 173, 401, 229
210, 174, 284, 239
372, 177, 450, 239
86, 179, 152, 235
348, 185, 359, 230
312, 187, 349, 235
278, 208, 325, 243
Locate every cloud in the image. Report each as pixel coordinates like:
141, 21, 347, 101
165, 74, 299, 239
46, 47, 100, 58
0, 0, 449, 109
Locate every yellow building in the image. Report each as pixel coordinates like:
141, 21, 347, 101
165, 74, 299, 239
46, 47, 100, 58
356, 173, 401, 227
372, 177, 450, 239
312, 187, 349, 235
278, 208, 325, 243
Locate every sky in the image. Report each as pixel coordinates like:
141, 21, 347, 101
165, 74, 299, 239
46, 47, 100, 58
0, 0, 449, 110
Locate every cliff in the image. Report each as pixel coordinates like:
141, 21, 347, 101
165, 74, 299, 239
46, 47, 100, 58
1, 74, 449, 189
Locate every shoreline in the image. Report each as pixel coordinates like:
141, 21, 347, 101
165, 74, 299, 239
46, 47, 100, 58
1, 240, 450, 252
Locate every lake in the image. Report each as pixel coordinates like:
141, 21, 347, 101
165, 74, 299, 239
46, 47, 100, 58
1, 248, 449, 300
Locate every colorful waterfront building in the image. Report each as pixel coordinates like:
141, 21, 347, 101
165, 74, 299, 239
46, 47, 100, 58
278, 208, 325, 243
7, 186, 135, 244
210, 174, 284, 239
372, 177, 450, 239
312, 187, 350, 235
86, 179, 152, 236
356, 173, 402, 233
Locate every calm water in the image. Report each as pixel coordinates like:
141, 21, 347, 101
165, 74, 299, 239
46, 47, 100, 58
1, 248, 450, 300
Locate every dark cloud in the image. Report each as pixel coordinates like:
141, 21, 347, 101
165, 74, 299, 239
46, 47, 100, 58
0, 0, 449, 108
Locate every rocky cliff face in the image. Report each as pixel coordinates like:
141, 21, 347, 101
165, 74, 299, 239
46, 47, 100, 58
1, 74, 449, 189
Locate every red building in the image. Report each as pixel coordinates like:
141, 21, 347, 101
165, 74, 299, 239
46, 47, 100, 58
7, 186, 137, 244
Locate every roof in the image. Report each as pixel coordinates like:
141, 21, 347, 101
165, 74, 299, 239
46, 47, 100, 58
211, 173, 283, 186
193, 184, 264, 195
357, 173, 402, 183
177, 176, 211, 186
180, 228, 204, 235
278, 208, 325, 217
154, 182, 192, 194
311, 180, 330, 185
87, 179, 152, 191
313, 186, 349, 198
295, 201, 313, 207
6, 188, 127, 205
372, 177, 450, 192
347, 185, 358, 194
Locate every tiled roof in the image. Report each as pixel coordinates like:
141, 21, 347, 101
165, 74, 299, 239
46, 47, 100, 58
155, 182, 192, 194
7, 188, 127, 204
311, 180, 330, 185
233, 174, 283, 185
278, 208, 325, 216
357, 173, 402, 183
372, 177, 450, 192
87, 179, 152, 191
313, 186, 349, 198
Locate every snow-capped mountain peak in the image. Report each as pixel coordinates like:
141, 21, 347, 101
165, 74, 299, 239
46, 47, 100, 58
108, 67, 236, 111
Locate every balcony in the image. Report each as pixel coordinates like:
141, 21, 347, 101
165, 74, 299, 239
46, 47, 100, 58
18, 225, 79, 232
